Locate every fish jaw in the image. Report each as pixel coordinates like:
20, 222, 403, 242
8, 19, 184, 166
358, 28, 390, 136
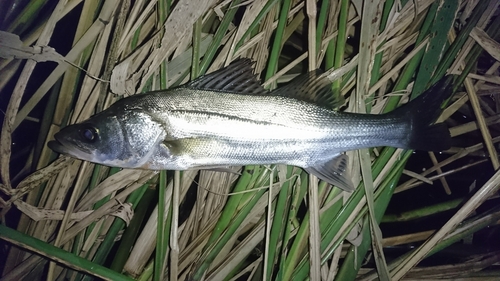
48, 129, 125, 166
48, 130, 98, 162
47, 126, 105, 162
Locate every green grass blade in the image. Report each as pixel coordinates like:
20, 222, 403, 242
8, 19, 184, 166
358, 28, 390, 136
154, 170, 168, 281
412, 0, 459, 96
265, 0, 292, 81
0, 224, 135, 281
110, 187, 157, 272
330, 0, 350, 96
192, 168, 268, 280
199, 0, 242, 75
234, 0, 279, 53
265, 166, 294, 279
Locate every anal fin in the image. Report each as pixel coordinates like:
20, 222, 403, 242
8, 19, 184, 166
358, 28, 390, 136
305, 154, 354, 192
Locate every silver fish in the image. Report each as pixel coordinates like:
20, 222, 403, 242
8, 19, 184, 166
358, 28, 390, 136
48, 59, 452, 191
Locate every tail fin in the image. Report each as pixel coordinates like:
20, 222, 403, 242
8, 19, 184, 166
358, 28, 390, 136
390, 76, 454, 152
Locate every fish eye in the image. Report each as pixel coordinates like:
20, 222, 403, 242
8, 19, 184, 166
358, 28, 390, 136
80, 126, 99, 142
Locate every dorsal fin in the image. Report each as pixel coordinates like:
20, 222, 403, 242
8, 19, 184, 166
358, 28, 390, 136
187, 58, 268, 95
271, 70, 345, 109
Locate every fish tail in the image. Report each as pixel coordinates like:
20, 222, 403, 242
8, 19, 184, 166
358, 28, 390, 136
391, 76, 454, 152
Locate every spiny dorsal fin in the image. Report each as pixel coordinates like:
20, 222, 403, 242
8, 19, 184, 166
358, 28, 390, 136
187, 58, 268, 95
271, 70, 345, 109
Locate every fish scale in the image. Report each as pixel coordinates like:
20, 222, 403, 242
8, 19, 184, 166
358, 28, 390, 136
49, 59, 453, 192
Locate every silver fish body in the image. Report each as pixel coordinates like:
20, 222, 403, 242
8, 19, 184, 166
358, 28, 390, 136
49, 59, 453, 191
119, 90, 407, 168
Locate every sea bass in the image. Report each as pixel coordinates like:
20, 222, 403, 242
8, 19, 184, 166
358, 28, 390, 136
48, 59, 452, 191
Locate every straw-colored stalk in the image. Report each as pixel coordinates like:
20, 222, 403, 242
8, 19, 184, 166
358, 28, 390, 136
1, 1, 500, 281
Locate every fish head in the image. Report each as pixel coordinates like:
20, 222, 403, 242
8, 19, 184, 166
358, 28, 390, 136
48, 108, 166, 168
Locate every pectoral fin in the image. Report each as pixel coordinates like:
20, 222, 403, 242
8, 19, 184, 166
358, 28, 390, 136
305, 154, 354, 192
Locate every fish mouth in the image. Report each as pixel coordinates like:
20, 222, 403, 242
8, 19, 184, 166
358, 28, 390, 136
48, 133, 91, 157
48, 138, 71, 155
